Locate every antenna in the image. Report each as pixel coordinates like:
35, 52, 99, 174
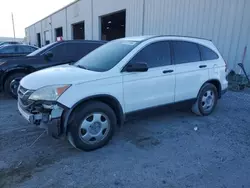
11, 13, 16, 41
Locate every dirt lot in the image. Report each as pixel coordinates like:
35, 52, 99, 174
0, 90, 250, 188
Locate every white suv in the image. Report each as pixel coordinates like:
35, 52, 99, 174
17, 36, 228, 151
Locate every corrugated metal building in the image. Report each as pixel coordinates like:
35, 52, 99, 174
26, 0, 250, 73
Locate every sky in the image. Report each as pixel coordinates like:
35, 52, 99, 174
0, 0, 74, 38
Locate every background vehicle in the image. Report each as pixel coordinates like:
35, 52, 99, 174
0, 41, 21, 47
0, 44, 38, 59
17, 36, 228, 151
0, 40, 106, 98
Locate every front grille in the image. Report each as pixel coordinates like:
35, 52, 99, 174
18, 85, 34, 108
18, 86, 29, 97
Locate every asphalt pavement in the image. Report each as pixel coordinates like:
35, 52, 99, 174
0, 90, 250, 188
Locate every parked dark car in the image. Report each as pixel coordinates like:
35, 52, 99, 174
0, 40, 106, 98
0, 44, 38, 59
0, 41, 21, 47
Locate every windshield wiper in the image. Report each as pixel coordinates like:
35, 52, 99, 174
75, 64, 88, 70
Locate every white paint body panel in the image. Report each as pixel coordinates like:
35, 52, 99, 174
123, 65, 175, 112
20, 64, 107, 90
58, 75, 124, 109
174, 61, 209, 102
20, 36, 227, 114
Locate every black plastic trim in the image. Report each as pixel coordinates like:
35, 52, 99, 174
221, 88, 228, 96
125, 98, 197, 117
0, 70, 3, 91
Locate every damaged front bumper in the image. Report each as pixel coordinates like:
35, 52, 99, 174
18, 100, 68, 138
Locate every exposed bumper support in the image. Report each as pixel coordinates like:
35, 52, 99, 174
18, 102, 65, 137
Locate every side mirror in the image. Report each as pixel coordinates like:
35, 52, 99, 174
124, 62, 148, 72
44, 51, 53, 60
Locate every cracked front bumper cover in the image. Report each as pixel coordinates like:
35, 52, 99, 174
18, 101, 65, 137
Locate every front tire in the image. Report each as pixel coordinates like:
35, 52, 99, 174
4, 73, 26, 99
67, 101, 117, 151
192, 83, 218, 116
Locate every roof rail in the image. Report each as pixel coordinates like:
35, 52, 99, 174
154, 35, 212, 41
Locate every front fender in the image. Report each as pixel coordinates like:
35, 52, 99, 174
61, 93, 124, 133
57, 76, 124, 109
57, 77, 124, 133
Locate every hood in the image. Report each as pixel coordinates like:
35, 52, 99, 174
20, 64, 104, 90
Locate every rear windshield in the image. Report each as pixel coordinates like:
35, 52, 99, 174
74, 40, 139, 72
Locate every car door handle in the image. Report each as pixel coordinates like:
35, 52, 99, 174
163, 70, 174, 74
199, 65, 207, 68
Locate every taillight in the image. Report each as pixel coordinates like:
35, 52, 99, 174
224, 60, 228, 72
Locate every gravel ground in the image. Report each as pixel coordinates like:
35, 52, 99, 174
0, 90, 250, 188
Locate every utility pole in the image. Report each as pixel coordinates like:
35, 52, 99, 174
11, 13, 16, 41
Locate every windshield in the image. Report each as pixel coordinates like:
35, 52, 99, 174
27, 42, 56, 56
74, 39, 139, 72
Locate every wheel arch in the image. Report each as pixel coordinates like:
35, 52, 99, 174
63, 94, 125, 134
199, 79, 222, 98
2, 67, 34, 90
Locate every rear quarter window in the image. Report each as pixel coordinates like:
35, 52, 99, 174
199, 45, 219, 61
0, 46, 17, 53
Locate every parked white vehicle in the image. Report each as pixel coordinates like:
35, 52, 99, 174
17, 36, 228, 151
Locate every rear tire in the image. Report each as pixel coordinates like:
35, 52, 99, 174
67, 101, 117, 151
4, 73, 26, 99
192, 83, 218, 116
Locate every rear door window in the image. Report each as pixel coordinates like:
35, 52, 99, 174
199, 45, 219, 61
17, 45, 34, 53
172, 41, 201, 64
50, 43, 68, 60
129, 41, 172, 68
0, 46, 18, 54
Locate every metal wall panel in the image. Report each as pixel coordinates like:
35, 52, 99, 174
51, 9, 67, 41
66, 0, 92, 40
143, 0, 250, 73
28, 25, 36, 45
33, 22, 42, 46
25, 0, 250, 73
40, 17, 53, 45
